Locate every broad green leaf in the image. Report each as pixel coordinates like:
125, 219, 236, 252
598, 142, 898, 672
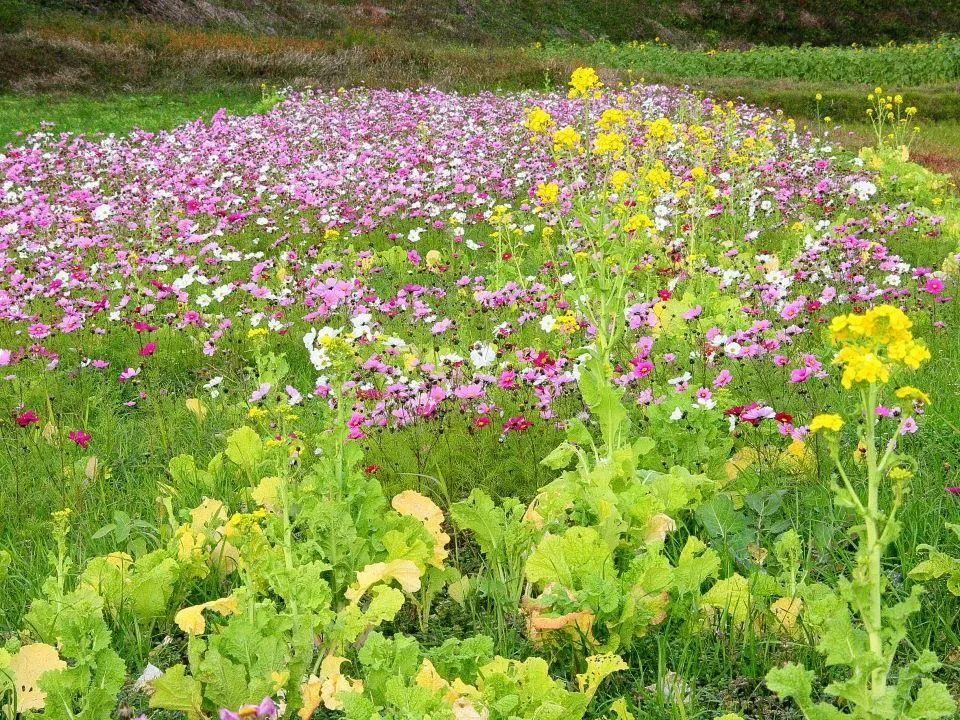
907, 679, 957, 718
766, 662, 814, 704
225, 426, 263, 473
541, 442, 576, 470
701, 574, 752, 624
149, 664, 204, 720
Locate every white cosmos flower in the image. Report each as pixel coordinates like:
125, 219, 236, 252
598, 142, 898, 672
91, 204, 112, 221
469, 342, 496, 369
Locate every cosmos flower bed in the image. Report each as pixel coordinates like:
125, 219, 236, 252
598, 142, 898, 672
0, 85, 948, 432
0, 73, 958, 720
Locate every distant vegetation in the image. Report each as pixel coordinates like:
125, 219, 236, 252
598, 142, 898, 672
6, 0, 960, 46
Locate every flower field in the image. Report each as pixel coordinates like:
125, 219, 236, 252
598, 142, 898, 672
1, 68, 959, 719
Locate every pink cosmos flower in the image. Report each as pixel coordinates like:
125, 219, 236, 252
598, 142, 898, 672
712, 369, 732, 388
789, 367, 811, 383
118, 367, 141, 382
249, 382, 272, 403
899, 417, 918, 435
924, 277, 945, 295
138, 342, 157, 356
219, 697, 277, 720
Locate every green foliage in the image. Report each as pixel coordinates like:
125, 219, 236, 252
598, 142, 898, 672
537, 37, 960, 86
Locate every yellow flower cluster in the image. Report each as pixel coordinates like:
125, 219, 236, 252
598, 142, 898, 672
568, 66, 601, 99
624, 212, 654, 233
524, 107, 553, 133
592, 132, 625, 156
829, 306, 930, 388
595, 108, 626, 130
646, 117, 676, 142
536, 182, 560, 205
609, 170, 631, 191
552, 125, 581, 151
809, 414, 844, 433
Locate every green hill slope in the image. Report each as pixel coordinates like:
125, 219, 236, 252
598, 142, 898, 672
9, 0, 960, 46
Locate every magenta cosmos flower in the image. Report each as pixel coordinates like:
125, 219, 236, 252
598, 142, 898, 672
68, 430, 92, 449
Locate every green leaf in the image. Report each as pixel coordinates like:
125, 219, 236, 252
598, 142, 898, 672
225, 426, 263, 474
766, 663, 814, 705
701, 574, 752, 624
696, 494, 747, 541
149, 664, 204, 720
341, 586, 405, 643
907, 679, 957, 719
909, 549, 960, 581
525, 526, 614, 590
541, 442, 576, 470
672, 536, 721, 596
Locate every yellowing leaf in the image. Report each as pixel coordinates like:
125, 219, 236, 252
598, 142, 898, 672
9, 643, 66, 711
770, 596, 804, 638
392, 490, 450, 567
173, 595, 238, 635
189, 497, 227, 532
415, 658, 449, 695
345, 559, 422, 603
576, 653, 628, 701
452, 697, 488, 720
724, 447, 759, 483
643, 513, 677, 544
185, 398, 208, 420
299, 655, 363, 716
251, 476, 283, 511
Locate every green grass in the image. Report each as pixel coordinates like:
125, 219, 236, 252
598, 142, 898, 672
0, 90, 262, 146
538, 38, 960, 85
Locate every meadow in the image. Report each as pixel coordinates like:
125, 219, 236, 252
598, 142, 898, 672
1, 21, 960, 720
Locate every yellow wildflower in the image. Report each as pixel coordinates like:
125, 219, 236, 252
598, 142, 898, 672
895, 386, 931, 404
809, 414, 844, 433
536, 182, 560, 205
568, 66, 601, 98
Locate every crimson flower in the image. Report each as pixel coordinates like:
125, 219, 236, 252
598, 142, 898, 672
16, 410, 39, 427
68, 430, 92, 449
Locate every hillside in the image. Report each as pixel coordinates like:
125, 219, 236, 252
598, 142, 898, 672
10, 0, 960, 46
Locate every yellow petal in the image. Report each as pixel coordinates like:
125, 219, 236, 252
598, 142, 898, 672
10, 643, 67, 711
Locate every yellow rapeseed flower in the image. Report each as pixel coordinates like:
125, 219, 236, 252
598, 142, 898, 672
535, 182, 560, 205
524, 107, 554, 133
809, 414, 844, 433
894, 386, 931, 404
552, 125, 581, 151
568, 67, 601, 98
